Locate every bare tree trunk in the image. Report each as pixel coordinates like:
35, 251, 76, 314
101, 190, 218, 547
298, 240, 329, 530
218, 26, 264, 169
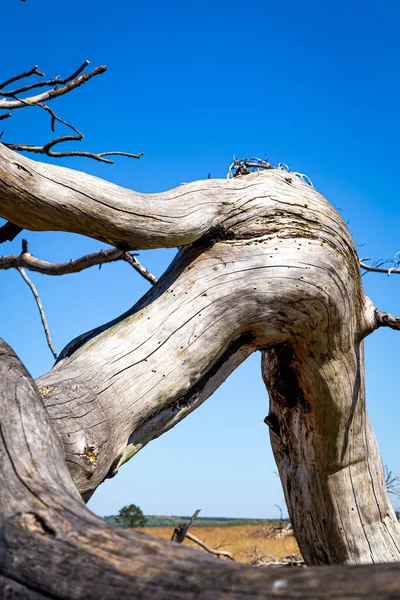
263, 343, 400, 564
2, 338, 400, 599
0, 143, 399, 568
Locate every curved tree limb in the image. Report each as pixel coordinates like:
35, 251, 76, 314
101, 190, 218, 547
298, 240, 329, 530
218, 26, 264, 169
2, 145, 400, 565
1, 339, 400, 598
0, 142, 239, 247
0, 142, 347, 249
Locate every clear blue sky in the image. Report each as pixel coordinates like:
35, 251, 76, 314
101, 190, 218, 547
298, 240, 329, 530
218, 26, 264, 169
1, 0, 399, 519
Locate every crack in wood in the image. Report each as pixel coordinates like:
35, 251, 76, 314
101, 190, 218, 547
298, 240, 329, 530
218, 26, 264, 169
140, 332, 255, 427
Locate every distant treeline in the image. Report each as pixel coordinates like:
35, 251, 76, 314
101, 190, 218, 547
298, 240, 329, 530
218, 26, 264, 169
104, 515, 288, 528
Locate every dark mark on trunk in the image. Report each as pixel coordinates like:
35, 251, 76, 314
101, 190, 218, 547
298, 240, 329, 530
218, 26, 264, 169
177, 331, 254, 408
191, 224, 236, 252
267, 343, 311, 412
264, 412, 281, 437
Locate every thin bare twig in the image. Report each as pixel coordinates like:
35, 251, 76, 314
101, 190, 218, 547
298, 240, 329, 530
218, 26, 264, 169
0, 240, 157, 284
3, 242, 157, 359
0, 64, 106, 110
0, 61, 144, 163
169, 510, 234, 560
1, 246, 128, 274
4, 94, 83, 134
385, 466, 400, 497
213, 540, 230, 550
227, 156, 273, 179
185, 532, 235, 561
17, 267, 58, 359
360, 258, 400, 275
1, 90, 143, 164
0, 60, 87, 97
0, 65, 44, 91
122, 252, 158, 285
362, 255, 400, 330
4, 138, 144, 164
2, 94, 143, 163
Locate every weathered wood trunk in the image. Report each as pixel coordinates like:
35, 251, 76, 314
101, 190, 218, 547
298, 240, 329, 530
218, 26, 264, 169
0, 142, 399, 584
2, 339, 400, 599
263, 344, 400, 564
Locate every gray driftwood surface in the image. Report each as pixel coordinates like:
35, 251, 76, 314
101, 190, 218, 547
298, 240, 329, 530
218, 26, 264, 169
1, 142, 400, 596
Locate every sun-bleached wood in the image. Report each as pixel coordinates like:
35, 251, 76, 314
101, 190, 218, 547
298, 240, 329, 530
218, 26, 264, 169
3, 338, 400, 599
0, 142, 399, 570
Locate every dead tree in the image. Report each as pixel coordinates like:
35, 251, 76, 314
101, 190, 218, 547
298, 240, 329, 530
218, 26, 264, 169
2, 339, 400, 598
1, 63, 400, 597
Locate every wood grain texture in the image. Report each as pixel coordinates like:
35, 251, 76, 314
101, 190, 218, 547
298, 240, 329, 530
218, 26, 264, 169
1, 339, 400, 599
0, 143, 398, 569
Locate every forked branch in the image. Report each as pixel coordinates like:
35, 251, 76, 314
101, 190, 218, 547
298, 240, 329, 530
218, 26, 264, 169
0, 62, 105, 109
4, 136, 144, 165
0, 61, 143, 163
360, 254, 400, 275
0, 64, 44, 92
2, 240, 157, 357
185, 532, 235, 561
0, 239, 157, 284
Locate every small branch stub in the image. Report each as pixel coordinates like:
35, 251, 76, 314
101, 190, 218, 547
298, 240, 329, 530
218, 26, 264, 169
375, 309, 400, 331
171, 510, 201, 543
0, 221, 23, 244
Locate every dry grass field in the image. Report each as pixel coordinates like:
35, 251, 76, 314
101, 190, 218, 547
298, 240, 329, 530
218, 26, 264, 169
139, 525, 300, 564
